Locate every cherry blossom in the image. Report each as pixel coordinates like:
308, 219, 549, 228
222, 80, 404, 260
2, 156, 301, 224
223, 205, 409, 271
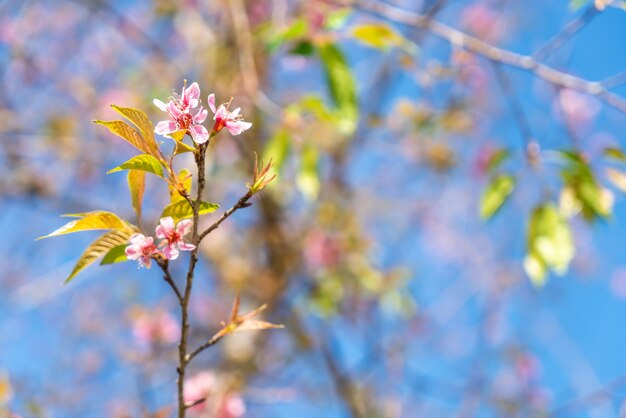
156, 216, 195, 260
125, 233, 159, 268
154, 81, 210, 144
208, 94, 252, 136
131, 308, 179, 346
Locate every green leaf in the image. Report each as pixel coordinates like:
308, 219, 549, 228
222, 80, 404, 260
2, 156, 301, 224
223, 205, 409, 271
161, 200, 219, 222
560, 150, 611, 220
38, 211, 132, 239
128, 170, 145, 222
524, 253, 547, 287
100, 244, 129, 265
267, 19, 309, 52
107, 154, 164, 177
324, 8, 352, 30
297, 143, 320, 200
318, 43, 358, 135
263, 129, 291, 173
480, 174, 515, 220
65, 229, 131, 284
569, 0, 589, 11
168, 130, 196, 155
94, 119, 162, 160
603, 147, 626, 162
351, 23, 404, 49
525, 204, 575, 285
110, 105, 160, 157
486, 148, 510, 173
289, 40, 315, 56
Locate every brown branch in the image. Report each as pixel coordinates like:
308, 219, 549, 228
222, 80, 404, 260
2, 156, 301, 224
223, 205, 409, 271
175, 141, 210, 418
186, 333, 221, 363
327, 0, 626, 114
198, 191, 254, 242
156, 259, 183, 303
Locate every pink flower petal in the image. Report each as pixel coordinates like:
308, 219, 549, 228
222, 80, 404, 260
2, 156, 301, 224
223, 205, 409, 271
159, 217, 175, 233
153, 98, 168, 112
163, 245, 179, 260
194, 107, 208, 124
155, 120, 177, 136
208, 94, 216, 113
125, 245, 139, 259
227, 121, 252, 136
178, 242, 196, 251
214, 105, 227, 121
190, 124, 209, 144
185, 82, 201, 108
176, 219, 192, 235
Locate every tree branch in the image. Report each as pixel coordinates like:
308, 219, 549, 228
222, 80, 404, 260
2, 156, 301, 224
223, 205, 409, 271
326, 0, 626, 114
198, 191, 254, 242
156, 259, 183, 303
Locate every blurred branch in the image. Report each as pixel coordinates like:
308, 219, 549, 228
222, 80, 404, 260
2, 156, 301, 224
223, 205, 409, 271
550, 374, 626, 417
492, 62, 539, 164
532, 5, 599, 62
326, 0, 626, 114
157, 260, 183, 303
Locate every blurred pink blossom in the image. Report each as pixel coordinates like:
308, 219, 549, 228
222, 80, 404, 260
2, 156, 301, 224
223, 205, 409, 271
156, 217, 195, 260
184, 372, 246, 417
554, 89, 600, 132
132, 309, 179, 346
461, 4, 506, 43
304, 231, 341, 269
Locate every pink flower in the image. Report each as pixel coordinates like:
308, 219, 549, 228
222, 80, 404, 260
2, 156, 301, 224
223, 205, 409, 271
156, 217, 196, 260
184, 372, 216, 413
208, 94, 252, 136
154, 81, 210, 144
125, 233, 159, 268
217, 393, 246, 418
132, 308, 179, 346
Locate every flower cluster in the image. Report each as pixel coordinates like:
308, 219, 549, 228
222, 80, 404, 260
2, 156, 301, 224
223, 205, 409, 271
154, 82, 252, 145
125, 217, 195, 268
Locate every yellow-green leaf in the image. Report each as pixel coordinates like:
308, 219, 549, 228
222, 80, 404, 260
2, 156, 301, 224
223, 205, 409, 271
524, 253, 547, 287
94, 120, 152, 154
525, 204, 575, 284
318, 43, 358, 135
161, 200, 219, 222
296, 143, 320, 200
107, 154, 164, 177
169, 169, 192, 203
110, 105, 160, 157
351, 23, 404, 49
263, 129, 291, 173
480, 174, 515, 220
100, 244, 129, 266
128, 170, 145, 222
65, 229, 131, 284
38, 211, 132, 239
603, 147, 626, 162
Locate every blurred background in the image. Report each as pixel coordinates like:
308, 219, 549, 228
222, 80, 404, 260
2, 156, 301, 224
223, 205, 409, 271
2, 0, 626, 417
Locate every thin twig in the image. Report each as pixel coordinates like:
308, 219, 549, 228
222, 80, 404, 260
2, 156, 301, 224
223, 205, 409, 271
198, 191, 254, 242
157, 259, 183, 303
492, 62, 539, 163
186, 333, 221, 363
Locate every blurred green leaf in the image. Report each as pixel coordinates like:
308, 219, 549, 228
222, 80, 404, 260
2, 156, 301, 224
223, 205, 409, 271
169, 169, 192, 203
480, 174, 515, 220
604, 147, 626, 162
324, 8, 352, 30
569, 0, 589, 11
161, 200, 219, 222
100, 244, 128, 266
65, 229, 131, 284
107, 154, 164, 177
486, 148, 510, 173
525, 204, 575, 285
267, 19, 309, 52
351, 23, 404, 49
318, 43, 358, 135
263, 129, 291, 173
606, 167, 626, 193
297, 143, 320, 200
128, 170, 145, 222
